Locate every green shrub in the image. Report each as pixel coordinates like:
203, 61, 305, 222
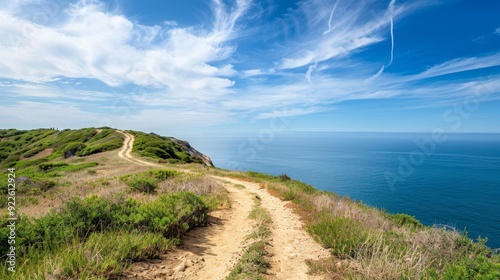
14, 157, 49, 169
443, 255, 500, 279
128, 176, 158, 193
149, 169, 178, 181
279, 173, 291, 181
308, 216, 369, 258
38, 162, 68, 171
132, 192, 209, 238
130, 131, 198, 163
121, 169, 177, 193
392, 213, 424, 229
61, 141, 87, 158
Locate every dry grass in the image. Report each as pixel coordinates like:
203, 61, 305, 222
229, 170, 499, 279
159, 173, 231, 209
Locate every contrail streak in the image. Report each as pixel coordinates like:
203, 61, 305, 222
323, 0, 340, 35
388, 0, 396, 66
366, 0, 396, 83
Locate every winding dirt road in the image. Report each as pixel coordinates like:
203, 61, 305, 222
117, 131, 162, 167
117, 131, 329, 279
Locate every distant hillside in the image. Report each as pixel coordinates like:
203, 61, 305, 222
128, 130, 213, 167
0, 128, 213, 203
0, 128, 213, 168
0, 128, 122, 166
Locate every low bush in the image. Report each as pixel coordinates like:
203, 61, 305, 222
128, 176, 158, 193
56, 231, 171, 279
279, 173, 291, 181
308, 215, 369, 258
121, 169, 178, 194
392, 213, 424, 229
0, 192, 210, 278
38, 162, 68, 171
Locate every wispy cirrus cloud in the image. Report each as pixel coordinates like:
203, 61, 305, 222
276, 0, 417, 71
413, 53, 500, 80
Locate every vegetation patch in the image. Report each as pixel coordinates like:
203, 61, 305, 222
0, 192, 209, 279
120, 169, 178, 193
56, 230, 171, 279
227, 200, 272, 280
130, 130, 202, 164
161, 173, 231, 210
0, 128, 123, 169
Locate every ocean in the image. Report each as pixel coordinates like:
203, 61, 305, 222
191, 132, 500, 249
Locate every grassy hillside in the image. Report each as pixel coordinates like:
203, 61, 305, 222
1, 128, 498, 279
0, 128, 223, 278
128, 130, 209, 165
0, 128, 122, 166
0, 128, 213, 206
0, 170, 228, 279
0, 128, 122, 206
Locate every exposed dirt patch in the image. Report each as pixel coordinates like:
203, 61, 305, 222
25, 148, 53, 160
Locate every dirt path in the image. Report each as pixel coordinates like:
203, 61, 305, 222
126, 182, 256, 279
117, 131, 162, 167
117, 132, 329, 279
213, 177, 330, 280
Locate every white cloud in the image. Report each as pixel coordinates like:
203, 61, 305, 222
364, 65, 385, 83
414, 53, 500, 80
495, 27, 500, 35
1, 0, 498, 132
0, 0, 249, 94
0, 101, 103, 129
242, 69, 263, 77
305, 62, 318, 83
256, 107, 330, 120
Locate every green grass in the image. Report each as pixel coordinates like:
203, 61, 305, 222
56, 230, 171, 279
227, 200, 272, 280
129, 130, 203, 164
0, 128, 123, 169
0, 191, 209, 279
308, 216, 369, 258
120, 169, 178, 193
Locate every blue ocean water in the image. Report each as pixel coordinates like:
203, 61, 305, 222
191, 132, 500, 249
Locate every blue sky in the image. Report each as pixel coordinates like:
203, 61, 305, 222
0, 0, 499, 138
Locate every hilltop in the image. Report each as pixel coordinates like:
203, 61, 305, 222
0, 128, 498, 279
